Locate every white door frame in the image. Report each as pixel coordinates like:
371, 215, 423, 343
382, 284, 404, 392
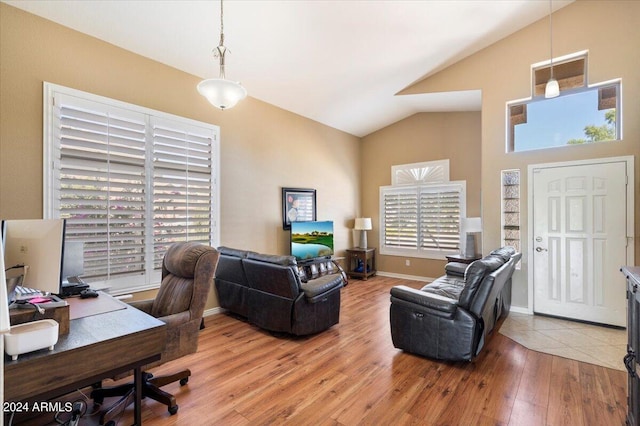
527, 155, 635, 314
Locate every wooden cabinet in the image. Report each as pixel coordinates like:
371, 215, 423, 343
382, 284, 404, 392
621, 266, 640, 426
346, 248, 376, 280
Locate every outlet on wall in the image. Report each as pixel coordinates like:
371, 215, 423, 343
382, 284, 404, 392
405, 259, 410, 266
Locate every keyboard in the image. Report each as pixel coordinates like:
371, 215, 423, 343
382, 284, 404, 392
14, 286, 44, 300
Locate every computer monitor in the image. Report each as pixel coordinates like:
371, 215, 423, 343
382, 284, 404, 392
62, 240, 84, 281
2, 219, 66, 296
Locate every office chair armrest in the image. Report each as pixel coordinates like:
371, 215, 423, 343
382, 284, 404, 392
158, 311, 191, 328
129, 299, 154, 315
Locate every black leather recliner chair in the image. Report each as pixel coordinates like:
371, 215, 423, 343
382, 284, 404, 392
389, 247, 521, 361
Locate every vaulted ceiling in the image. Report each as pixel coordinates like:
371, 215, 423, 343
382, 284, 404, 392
4, 0, 573, 137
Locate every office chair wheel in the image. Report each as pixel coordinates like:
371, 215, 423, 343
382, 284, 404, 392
168, 404, 179, 415
179, 377, 189, 386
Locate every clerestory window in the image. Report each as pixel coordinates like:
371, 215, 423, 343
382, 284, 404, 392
507, 53, 621, 152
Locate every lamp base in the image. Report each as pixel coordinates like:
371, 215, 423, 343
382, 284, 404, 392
464, 233, 476, 258
358, 231, 368, 250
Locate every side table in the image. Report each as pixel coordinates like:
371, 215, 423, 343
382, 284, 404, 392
346, 248, 376, 280
445, 253, 481, 265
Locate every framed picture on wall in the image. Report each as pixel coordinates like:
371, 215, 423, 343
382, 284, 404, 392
282, 188, 316, 230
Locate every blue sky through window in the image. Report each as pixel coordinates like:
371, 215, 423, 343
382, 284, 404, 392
514, 89, 615, 151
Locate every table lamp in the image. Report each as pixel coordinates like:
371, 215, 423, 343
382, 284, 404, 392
354, 218, 373, 250
463, 217, 482, 257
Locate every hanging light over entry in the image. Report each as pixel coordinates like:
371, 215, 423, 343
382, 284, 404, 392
197, 0, 247, 110
545, 0, 560, 99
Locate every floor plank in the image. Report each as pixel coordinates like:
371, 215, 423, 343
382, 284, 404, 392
44, 275, 627, 425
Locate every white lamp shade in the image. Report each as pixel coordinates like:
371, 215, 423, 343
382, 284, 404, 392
197, 78, 247, 110
545, 78, 560, 98
354, 217, 372, 231
464, 217, 483, 233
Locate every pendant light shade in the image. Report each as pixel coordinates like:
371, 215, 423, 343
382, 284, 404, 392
198, 0, 246, 110
197, 78, 247, 110
545, 77, 560, 98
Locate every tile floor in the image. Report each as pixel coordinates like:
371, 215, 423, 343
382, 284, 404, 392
499, 312, 627, 371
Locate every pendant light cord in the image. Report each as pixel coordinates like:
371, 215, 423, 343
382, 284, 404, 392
216, 0, 227, 79
549, 0, 554, 79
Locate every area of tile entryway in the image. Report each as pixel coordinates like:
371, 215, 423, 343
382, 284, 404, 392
499, 312, 627, 371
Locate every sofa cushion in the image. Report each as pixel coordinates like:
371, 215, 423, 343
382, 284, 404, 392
458, 255, 507, 308
218, 246, 253, 259
246, 252, 297, 267
488, 246, 515, 262
444, 262, 467, 277
421, 275, 465, 300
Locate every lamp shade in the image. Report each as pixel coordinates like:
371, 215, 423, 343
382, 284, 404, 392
197, 78, 247, 110
354, 218, 372, 231
545, 78, 560, 98
464, 217, 483, 233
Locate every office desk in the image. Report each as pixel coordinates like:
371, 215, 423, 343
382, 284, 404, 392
4, 294, 166, 425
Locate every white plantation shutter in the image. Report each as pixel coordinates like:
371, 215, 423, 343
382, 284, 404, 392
44, 84, 219, 293
380, 183, 464, 258
382, 190, 418, 249
152, 120, 214, 269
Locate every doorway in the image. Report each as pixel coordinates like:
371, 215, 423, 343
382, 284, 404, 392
528, 157, 634, 327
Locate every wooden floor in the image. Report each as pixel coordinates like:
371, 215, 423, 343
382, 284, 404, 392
113, 275, 627, 426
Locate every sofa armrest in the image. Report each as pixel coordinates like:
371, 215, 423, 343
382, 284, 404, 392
390, 285, 458, 315
444, 262, 467, 277
301, 274, 343, 303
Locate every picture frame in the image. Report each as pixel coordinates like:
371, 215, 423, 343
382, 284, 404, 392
282, 188, 316, 230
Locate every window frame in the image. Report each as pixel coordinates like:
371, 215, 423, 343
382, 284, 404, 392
43, 82, 220, 294
379, 181, 466, 260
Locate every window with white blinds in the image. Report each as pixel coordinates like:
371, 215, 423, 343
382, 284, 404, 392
379, 183, 465, 259
43, 83, 219, 294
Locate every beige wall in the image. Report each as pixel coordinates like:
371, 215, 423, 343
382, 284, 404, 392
402, 0, 640, 308
0, 4, 361, 308
361, 112, 482, 279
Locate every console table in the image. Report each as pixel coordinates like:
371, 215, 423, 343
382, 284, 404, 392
4, 294, 166, 425
621, 266, 640, 426
346, 248, 376, 280
445, 253, 481, 265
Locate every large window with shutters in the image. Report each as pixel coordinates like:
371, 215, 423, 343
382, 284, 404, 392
380, 161, 466, 259
43, 83, 219, 294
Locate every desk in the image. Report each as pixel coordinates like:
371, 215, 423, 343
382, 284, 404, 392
4, 293, 166, 425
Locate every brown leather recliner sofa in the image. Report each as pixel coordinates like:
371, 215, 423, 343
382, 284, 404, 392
215, 246, 345, 335
390, 246, 521, 361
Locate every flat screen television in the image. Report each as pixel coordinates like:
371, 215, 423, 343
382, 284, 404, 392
290, 220, 334, 261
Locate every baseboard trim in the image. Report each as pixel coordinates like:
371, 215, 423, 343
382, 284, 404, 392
376, 271, 436, 283
203, 307, 225, 317
509, 306, 531, 315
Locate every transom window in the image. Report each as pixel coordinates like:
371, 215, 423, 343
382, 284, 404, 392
507, 53, 621, 152
43, 83, 219, 294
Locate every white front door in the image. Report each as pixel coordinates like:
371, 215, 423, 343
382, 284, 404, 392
531, 159, 629, 327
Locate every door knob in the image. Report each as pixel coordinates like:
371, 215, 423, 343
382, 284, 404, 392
535, 247, 548, 252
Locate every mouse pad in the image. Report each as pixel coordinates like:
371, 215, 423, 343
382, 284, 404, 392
67, 292, 127, 320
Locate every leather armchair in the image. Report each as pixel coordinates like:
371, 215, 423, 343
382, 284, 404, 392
390, 247, 521, 361
92, 242, 220, 421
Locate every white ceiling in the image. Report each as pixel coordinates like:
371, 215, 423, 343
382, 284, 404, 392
4, 0, 573, 137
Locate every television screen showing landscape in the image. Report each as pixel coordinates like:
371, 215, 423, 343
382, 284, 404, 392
291, 221, 334, 260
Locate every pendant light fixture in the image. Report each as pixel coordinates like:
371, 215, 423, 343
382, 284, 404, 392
197, 0, 247, 110
545, 0, 560, 98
